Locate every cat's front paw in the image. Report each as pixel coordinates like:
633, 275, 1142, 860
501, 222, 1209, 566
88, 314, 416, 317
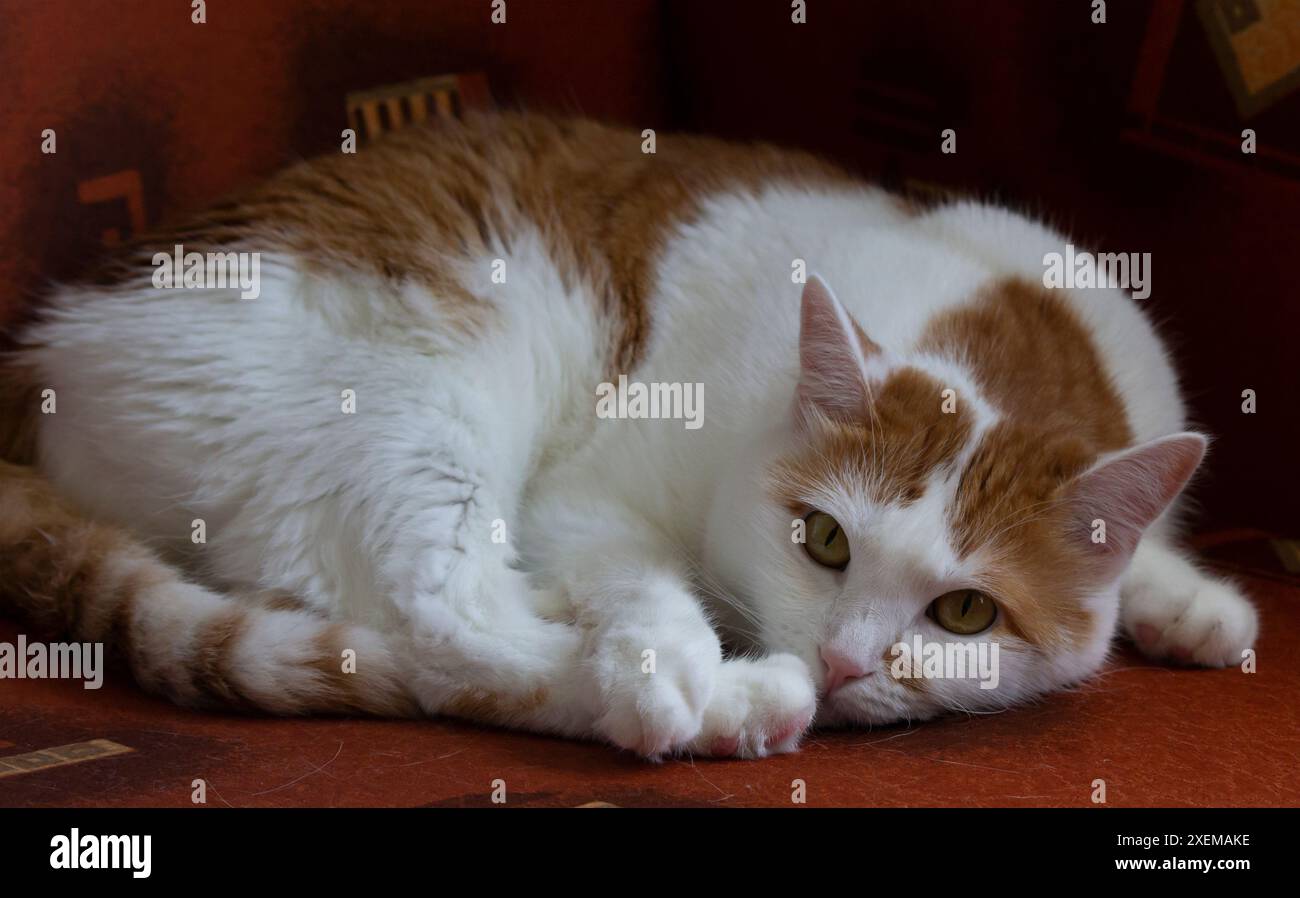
589, 622, 722, 759
687, 653, 818, 759
1122, 568, 1258, 668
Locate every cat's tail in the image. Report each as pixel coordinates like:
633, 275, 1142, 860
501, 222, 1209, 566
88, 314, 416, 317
0, 458, 419, 717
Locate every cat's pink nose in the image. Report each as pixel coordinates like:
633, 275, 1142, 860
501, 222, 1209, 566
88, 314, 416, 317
820, 645, 871, 695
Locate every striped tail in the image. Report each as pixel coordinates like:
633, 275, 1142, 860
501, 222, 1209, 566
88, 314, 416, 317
0, 460, 418, 716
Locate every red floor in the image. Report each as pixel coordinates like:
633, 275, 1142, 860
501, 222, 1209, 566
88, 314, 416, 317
2, 535, 1296, 808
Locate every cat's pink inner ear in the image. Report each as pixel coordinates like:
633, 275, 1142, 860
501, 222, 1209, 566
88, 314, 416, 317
1066, 433, 1206, 576
796, 275, 882, 426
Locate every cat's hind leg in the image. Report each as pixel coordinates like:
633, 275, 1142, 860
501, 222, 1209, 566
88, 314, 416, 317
356, 412, 601, 738
390, 503, 599, 738
400, 562, 595, 738
1120, 537, 1258, 668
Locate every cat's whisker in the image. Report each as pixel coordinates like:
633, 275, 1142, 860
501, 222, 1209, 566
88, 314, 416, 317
675, 546, 767, 640
0, 108, 1241, 763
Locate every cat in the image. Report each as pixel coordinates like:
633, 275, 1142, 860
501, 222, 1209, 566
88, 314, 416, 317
0, 112, 1258, 758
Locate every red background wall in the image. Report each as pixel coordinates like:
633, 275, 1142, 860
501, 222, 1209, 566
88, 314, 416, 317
0, 0, 669, 323
1, 0, 1295, 534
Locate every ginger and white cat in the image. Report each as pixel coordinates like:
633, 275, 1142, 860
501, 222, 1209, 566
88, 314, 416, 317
0, 113, 1257, 758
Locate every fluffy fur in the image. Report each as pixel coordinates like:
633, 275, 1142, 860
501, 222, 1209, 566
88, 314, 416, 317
0, 112, 1257, 758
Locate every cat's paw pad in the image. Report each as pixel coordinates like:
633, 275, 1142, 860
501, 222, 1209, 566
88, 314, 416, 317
1124, 574, 1257, 668
689, 653, 817, 759
590, 624, 721, 759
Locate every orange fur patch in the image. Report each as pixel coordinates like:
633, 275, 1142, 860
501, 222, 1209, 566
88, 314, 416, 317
90, 112, 857, 374
770, 366, 974, 510
768, 278, 1132, 651
881, 643, 928, 693
306, 624, 420, 718
189, 608, 251, 707
0, 461, 418, 717
0, 361, 41, 466
923, 278, 1134, 647
0, 463, 125, 638
443, 685, 550, 725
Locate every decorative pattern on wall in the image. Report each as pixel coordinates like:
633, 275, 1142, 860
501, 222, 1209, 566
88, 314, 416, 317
345, 73, 491, 143
1198, 0, 1300, 116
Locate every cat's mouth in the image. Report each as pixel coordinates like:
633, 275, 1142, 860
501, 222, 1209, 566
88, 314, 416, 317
816, 680, 940, 728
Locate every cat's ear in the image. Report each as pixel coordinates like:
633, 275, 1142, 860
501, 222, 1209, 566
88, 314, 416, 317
796, 274, 883, 427
1064, 433, 1206, 579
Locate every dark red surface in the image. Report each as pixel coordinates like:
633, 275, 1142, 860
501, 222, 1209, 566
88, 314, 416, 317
1, 545, 1295, 808
2, 0, 1292, 531
663, 0, 1300, 535
1, 0, 1295, 807
0, 0, 668, 325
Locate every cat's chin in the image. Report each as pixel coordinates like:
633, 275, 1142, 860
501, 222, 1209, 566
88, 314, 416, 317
814, 690, 942, 729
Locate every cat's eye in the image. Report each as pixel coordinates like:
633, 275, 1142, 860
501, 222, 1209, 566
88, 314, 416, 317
803, 511, 850, 570
928, 589, 997, 635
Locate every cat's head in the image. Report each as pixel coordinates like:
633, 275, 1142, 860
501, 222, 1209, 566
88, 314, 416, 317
703, 275, 1204, 726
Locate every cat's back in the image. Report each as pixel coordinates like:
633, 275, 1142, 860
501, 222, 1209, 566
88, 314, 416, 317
17, 113, 863, 554
41, 111, 859, 363
909, 200, 1186, 444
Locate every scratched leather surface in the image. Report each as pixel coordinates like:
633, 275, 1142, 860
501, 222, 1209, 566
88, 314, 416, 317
1, 552, 1294, 808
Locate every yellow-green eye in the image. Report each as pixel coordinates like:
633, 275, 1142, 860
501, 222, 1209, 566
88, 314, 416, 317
804, 511, 850, 570
929, 590, 998, 635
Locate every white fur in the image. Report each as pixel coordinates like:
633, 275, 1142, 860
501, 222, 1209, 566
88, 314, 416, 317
25, 179, 1256, 756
